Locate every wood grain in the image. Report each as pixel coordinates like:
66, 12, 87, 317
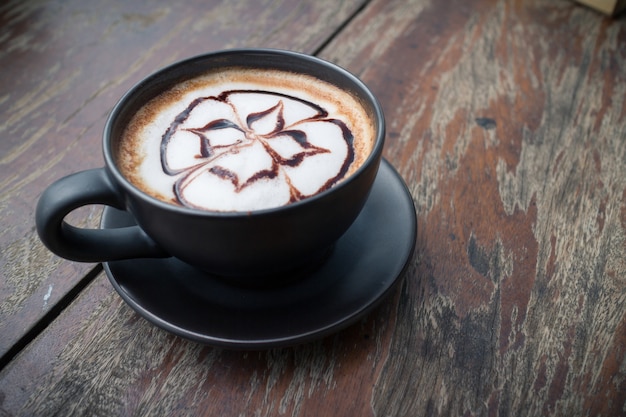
1, 0, 626, 416
323, 0, 626, 415
0, 0, 367, 359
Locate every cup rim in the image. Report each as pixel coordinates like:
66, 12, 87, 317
103, 48, 385, 218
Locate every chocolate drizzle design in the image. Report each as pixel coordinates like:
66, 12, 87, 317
160, 90, 355, 209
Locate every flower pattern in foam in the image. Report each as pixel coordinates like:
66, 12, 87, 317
160, 90, 355, 211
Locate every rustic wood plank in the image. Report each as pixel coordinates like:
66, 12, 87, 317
0, 0, 367, 359
322, 0, 626, 415
1, 0, 626, 416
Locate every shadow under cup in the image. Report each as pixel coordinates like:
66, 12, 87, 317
37, 49, 385, 285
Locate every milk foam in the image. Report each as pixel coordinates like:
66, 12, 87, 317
118, 68, 374, 212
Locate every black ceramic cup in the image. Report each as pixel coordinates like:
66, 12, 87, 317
36, 49, 385, 282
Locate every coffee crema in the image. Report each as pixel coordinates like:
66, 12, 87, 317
117, 68, 374, 212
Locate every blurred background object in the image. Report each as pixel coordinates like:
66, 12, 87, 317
575, 0, 626, 15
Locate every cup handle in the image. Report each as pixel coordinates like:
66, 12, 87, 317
36, 168, 168, 262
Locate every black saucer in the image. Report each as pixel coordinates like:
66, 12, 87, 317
101, 159, 416, 349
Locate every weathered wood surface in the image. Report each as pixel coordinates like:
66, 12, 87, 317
0, 0, 367, 360
2, 0, 626, 416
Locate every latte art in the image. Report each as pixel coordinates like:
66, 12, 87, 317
164, 90, 354, 210
118, 68, 374, 211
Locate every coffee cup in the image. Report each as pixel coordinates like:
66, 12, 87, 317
36, 49, 385, 282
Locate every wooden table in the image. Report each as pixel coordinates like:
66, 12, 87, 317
1, 0, 625, 415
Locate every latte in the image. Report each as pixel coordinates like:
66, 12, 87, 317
117, 67, 375, 212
